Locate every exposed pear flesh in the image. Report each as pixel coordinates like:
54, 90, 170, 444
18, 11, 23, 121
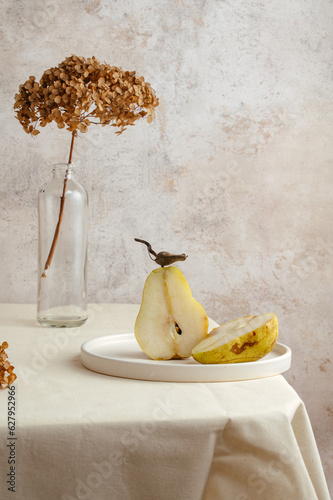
134, 266, 209, 360
192, 313, 278, 364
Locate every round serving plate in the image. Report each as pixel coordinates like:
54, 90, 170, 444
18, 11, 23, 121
81, 333, 291, 383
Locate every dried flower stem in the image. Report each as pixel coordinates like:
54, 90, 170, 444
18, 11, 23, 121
68, 129, 76, 164
41, 131, 76, 278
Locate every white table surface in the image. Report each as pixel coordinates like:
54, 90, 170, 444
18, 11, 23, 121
0, 303, 330, 500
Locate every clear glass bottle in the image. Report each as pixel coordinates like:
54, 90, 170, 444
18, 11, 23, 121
37, 163, 88, 327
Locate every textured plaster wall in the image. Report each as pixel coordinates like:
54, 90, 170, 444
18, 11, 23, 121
1, 0, 332, 493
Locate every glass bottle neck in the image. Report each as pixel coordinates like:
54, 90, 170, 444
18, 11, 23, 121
52, 163, 75, 179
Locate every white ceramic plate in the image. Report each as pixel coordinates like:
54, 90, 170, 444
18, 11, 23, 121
81, 333, 291, 383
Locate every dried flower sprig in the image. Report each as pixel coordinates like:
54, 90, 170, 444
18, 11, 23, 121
0, 342, 17, 389
14, 55, 159, 277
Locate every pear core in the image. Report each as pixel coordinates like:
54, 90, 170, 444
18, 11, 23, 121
134, 266, 208, 360
192, 313, 278, 364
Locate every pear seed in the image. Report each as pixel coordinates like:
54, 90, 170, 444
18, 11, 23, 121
175, 322, 182, 335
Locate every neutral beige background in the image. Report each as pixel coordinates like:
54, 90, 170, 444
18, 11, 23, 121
1, 0, 332, 494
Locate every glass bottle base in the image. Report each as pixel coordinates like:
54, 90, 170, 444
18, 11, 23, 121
37, 315, 88, 328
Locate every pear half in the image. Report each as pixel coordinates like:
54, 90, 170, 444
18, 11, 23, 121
192, 313, 278, 364
134, 266, 208, 360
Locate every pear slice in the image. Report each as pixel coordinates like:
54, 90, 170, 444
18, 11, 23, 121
134, 266, 209, 360
192, 313, 278, 364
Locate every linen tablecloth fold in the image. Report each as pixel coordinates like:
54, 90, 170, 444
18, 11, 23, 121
202, 400, 327, 499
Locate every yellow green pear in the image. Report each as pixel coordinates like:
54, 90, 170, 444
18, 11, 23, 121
192, 313, 278, 364
134, 266, 209, 360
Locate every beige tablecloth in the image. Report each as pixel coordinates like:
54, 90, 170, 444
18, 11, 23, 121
0, 304, 330, 500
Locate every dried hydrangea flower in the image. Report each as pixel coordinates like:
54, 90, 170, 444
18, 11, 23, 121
14, 54, 159, 137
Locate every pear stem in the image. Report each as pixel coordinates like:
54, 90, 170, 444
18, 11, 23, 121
134, 238, 187, 267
